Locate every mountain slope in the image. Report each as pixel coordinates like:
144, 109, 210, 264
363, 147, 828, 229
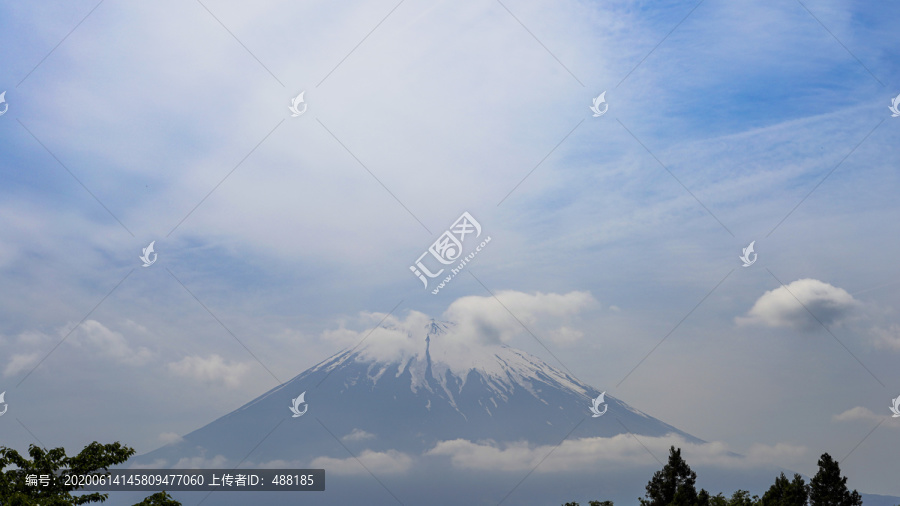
138, 320, 701, 467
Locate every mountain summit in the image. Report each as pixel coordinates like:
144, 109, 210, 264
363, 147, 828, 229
139, 320, 701, 467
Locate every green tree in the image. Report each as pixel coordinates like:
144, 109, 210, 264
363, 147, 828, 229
761, 473, 808, 506
698, 489, 711, 506
727, 490, 760, 506
133, 491, 181, 505
0, 443, 181, 506
589, 501, 614, 506
639, 446, 699, 506
709, 493, 729, 506
808, 453, 861, 506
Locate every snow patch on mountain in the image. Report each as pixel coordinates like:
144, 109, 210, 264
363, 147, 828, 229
347, 318, 593, 409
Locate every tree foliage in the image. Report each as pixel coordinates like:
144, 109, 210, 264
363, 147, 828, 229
567, 449, 871, 506
808, 454, 862, 506
639, 446, 700, 506
709, 492, 730, 506
761, 473, 808, 506
728, 490, 761, 506
132, 491, 181, 505
0, 443, 180, 506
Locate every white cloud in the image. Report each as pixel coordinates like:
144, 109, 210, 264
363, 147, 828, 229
4, 322, 154, 376
4, 352, 40, 377
833, 406, 898, 428
443, 290, 596, 346
167, 354, 251, 388
255, 459, 307, 469
426, 434, 806, 473
72, 320, 154, 365
310, 450, 412, 475
173, 455, 230, 469
547, 326, 585, 345
128, 459, 169, 470
314, 291, 597, 376
321, 291, 595, 359
4, 331, 53, 377
342, 429, 376, 442
737, 279, 859, 330
871, 324, 900, 351
321, 310, 429, 363
744, 442, 808, 462
17, 331, 49, 347
4, 0, 629, 272
158, 432, 184, 445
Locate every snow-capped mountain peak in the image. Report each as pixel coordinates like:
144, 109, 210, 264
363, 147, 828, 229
138, 320, 701, 469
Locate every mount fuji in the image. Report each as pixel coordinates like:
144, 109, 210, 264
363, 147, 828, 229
139, 320, 700, 464
127, 320, 741, 505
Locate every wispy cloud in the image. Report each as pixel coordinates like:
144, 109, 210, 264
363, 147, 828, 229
310, 449, 413, 475
72, 320, 155, 365
157, 432, 184, 445
870, 324, 900, 351
342, 429, 376, 443
4, 352, 40, 378
167, 354, 251, 388
833, 406, 899, 428
425, 434, 806, 473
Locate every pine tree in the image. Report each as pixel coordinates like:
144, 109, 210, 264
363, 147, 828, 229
639, 446, 699, 506
808, 453, 862, 506
761, 473, 808, 506
710, 493, 729, 506
728, 490, 760, 506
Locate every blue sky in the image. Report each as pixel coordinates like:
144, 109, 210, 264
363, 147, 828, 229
1, 0, 900, 497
